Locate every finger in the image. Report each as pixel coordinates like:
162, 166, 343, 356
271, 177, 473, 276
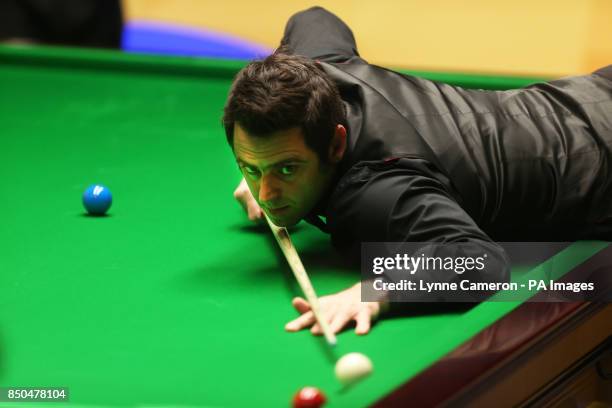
235, 192, 249, 212
310, 322, 331, 335
247, 208, 262, 221
310, 306, 339, 335
354, 309, 372, 335
235, 193, 256, 221
233, 187, 243, 200
247, 200, 263, 221
285, 311, 316, 332
292, 297, 311, 314
328, 309, 354, 334
233, 181, 249, 202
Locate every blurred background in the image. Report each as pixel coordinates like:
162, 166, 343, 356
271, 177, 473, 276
1, 0, 611, 76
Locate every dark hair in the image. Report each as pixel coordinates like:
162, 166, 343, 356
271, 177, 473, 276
222, 48, 346, 162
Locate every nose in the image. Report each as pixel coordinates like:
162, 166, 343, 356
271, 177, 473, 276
258, 174, 281, 205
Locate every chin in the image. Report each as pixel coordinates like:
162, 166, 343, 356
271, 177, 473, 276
268, 213, 301, 228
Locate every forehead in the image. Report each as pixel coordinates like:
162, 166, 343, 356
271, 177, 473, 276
233, 124, 314, 164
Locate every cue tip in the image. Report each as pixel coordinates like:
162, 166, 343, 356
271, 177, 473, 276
325, 333, 338, 347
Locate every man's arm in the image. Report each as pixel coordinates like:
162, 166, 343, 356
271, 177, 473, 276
281, 6, 364, 64
286, 159, 510, 334
328, 159, 510, 295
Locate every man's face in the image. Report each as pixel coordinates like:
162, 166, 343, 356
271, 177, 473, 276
233, 124, 334, 227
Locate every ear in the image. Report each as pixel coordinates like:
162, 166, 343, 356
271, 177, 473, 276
327, 124, 347, 163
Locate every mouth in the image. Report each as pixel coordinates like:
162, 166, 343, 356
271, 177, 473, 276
267, 206, 290, 216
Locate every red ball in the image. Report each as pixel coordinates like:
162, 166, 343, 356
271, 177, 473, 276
292, 386, 326, 408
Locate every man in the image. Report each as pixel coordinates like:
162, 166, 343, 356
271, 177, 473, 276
223, 7, 612, 336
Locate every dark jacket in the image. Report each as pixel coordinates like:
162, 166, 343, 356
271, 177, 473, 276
282, 7, 612, 264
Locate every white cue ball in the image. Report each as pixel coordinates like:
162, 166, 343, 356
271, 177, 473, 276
335, 352, 373, 385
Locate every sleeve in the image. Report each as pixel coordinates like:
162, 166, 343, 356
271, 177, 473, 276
327, 159, 510, 302
280, 6, 364, 64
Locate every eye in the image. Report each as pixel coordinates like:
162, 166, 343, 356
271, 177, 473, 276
279, 165, 297, 176
242, 165, 261, 179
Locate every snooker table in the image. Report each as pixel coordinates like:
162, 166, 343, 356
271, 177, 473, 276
1, 45, 611, 407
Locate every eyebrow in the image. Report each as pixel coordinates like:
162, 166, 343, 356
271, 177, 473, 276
236, 157, 306, 171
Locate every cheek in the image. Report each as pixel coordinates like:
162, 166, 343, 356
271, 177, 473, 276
302, 169, 323, 190
292, 174, 317, 200
277, 181, 300, 202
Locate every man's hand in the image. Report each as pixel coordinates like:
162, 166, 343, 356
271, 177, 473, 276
233, 178, 263, 222
285, 282, 387, 335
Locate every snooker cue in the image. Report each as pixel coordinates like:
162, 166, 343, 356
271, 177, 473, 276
265, 214, 337, 346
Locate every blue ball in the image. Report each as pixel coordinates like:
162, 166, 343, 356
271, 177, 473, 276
83, 184, 112, 215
